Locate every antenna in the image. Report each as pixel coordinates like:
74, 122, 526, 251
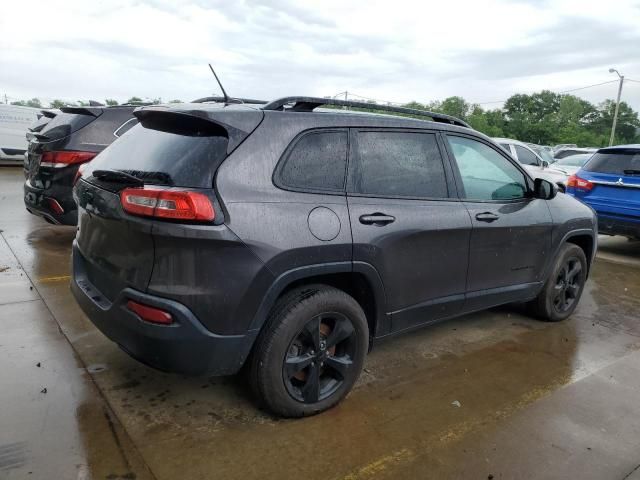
209, 64, 230, 104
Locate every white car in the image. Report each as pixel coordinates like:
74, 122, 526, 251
550, 153, 594, 176
493, 137, 569, 190
0, 104, 41, 164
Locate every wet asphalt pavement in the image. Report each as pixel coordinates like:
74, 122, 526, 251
1, 166, 640, 480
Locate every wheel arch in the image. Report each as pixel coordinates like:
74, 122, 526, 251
248, 262, 388, 343
549, 229, 596, 279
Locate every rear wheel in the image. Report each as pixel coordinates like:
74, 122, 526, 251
248, 285, 368, 417
529, 243, 587, 321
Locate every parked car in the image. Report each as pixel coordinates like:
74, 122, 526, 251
553, 143, 577, 154
527, 143, 556, 164
493, 137, 568, 189
26, 109, 60, 137
551, 153, 594, 176
24, 109, 61, 174
71, 96, 597, 417
554, 147, 598, 160
24, 105, 139, 225
567, 144, 640, 239
0, 104, 41, 164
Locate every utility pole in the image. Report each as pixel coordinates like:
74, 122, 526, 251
608, 68, 624, 146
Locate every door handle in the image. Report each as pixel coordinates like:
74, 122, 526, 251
475, 212, 500, 223
359, 213, 396, 226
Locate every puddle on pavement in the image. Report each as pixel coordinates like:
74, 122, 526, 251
68, 260, 640, 480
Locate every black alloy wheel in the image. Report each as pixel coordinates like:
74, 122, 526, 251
552, 257, 582, 314
248, 285, 368, 417
283, 313, 357, 403
529, 243, 587, 322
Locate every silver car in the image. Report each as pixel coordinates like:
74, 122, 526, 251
493, 137, 569, 190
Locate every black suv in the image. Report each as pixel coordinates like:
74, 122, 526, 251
24, 105, 139, 225
71, 97, 597, 417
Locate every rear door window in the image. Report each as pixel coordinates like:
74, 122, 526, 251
114, 118, 139, 137
276, 130, 348, 192
584, 150, 640, 175
349, 130, 448, 198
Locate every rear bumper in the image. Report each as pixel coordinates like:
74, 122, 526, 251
597, 214, 640, 239
71, 242, 257, 376
24, 180, 78, 225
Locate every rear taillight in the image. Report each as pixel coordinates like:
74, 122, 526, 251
47, 198, 64, 215
40, 151, 97, 168
127, 300, 173, 325
567, 174, 594, 191
120, 187, 215, 222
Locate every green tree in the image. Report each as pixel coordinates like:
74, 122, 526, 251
105, 98, 119, 106
439, 96, 470, 120
10, 100, 27, 106
25, 98, 42, 108
49, 99, 66, 108
126, 96, 144, 104
169, 99, 183, 103
592, 100, 640, 144
467, 105, 504, 137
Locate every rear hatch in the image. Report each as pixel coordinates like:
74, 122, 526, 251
75, 105, 263, 300
26, 108, 101, 187
574, 148, 640, 219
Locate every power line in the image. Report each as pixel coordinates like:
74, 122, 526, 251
477, 79, 620, 105
335, 78, 631, 110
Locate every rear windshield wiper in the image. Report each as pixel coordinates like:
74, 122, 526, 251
623, 169, 640, 176
91, 169, 144, 186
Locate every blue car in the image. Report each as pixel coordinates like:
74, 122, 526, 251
567, 144, 640, 239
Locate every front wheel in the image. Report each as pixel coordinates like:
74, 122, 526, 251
529, 243, 587, 321
248, 285, 368, 417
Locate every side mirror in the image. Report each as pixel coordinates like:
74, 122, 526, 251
534, 178, 558, 200
541, 160, 549, 169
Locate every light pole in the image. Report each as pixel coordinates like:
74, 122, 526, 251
608, 68, 625, 146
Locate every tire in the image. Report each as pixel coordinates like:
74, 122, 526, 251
248, 284, 368, 417
529, 243, 587, 322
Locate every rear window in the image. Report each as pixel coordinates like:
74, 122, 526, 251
40, 112, 97, 141
584, 150, 640, 175
84, 124, 228, 188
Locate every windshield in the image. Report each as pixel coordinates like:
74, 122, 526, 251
584, 149, 640, 175
555, 154, 592, 167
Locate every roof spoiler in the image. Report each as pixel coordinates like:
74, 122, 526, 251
40, 109, 58, 119
133, 106, 264, 153
262, 96, 471, 128
60, 106, 103, 117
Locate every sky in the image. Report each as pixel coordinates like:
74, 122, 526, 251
1, 0, 639, 111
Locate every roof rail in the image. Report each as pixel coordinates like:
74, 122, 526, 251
261, 96, 471, 128
191, 96, 268, 105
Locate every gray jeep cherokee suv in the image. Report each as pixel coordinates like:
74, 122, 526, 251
71, 96, 597, 417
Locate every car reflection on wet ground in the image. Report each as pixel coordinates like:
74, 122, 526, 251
1, 166, 640, 480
